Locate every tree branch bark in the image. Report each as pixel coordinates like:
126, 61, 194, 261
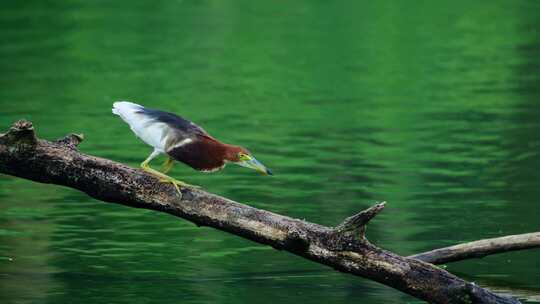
0, 120, 523, 304
410, 232, 540, 265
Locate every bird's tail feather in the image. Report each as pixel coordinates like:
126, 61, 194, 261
112, 101, 147, 128
112, 101, 142, 115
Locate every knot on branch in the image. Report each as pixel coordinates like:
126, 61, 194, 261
14, 120, 33, 130
326, 202, 386, 251
56, 133, 84, 149
270, 227, 310, 252
283, 228, 310, 253
0, 120, 38, 147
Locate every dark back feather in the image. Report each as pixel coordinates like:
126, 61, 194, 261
136, 106, 209, 137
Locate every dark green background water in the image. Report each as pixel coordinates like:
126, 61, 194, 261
1, 1, 539, 303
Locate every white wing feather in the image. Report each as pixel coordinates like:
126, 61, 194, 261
112, 101, 168, 152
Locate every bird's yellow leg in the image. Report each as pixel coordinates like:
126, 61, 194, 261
160, 157, 175, 174
141, 162, 193, 194
140, 152, 196, 194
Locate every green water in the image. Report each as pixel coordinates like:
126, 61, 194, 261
1, 1, 540, 303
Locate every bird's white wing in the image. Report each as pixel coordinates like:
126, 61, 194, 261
113, 101, 169, 152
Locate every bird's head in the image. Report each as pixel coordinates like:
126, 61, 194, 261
225, 146, 273, 175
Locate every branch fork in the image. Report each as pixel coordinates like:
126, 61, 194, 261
334, 202, 386, 236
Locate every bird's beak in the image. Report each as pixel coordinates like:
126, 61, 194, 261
238, 157, 273, 175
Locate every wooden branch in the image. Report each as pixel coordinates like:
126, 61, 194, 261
0, 120, 522, 304
410, 232, 540, 264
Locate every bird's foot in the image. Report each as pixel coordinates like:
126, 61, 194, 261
140, 163, 199, 195
159, 177, 200, 195
160, 158, 175, 174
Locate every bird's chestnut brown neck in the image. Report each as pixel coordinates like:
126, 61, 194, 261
168, 136, 246, 172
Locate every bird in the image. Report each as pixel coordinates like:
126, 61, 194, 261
112, 101, 272, 193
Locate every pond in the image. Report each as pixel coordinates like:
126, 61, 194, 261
1, 1, 539, 303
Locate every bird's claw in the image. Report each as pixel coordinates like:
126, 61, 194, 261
159, 178, 200, 195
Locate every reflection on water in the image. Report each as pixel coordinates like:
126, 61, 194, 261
1, 1, 540, 303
